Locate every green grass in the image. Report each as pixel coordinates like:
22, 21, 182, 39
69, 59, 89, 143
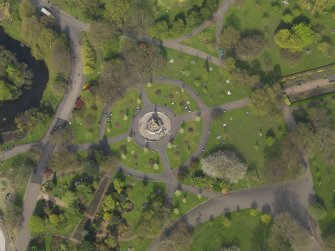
160, 48, 250, 106
71, 90, 103, 144
180, 107, 287, 191
182, 23, 218, 57
208, 107, 286, 171
105, 88, 141, 137
49, 0, 91, 21
110, 139, 163, 173
167, 119, 203, 169
172, 191, 207, 219
223, 0, 335, 75
0, 153, 34, 195
306, 96, 335, 235
191, 209, 270, 251
310, 154, 335, 235
120, 177, 166, 251
145, 83, 199, 114
1, 14, 65, 148
207, 107, 286, 188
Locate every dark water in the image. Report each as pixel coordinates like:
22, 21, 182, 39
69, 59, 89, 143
0, 27, 49, 132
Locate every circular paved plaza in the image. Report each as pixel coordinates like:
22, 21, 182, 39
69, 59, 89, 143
138, 111, 171, 141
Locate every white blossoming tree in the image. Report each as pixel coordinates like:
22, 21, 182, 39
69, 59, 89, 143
201, 150, 247, 183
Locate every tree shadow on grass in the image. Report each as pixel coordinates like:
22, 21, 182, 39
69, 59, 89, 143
272, 188, 309, 229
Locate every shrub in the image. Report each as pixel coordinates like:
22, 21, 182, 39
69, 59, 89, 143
261, 213, 272, 224
201, 150, 247, 183
222, 217, 232, 228
249, 209, 258, 216
308, 202, 327, 220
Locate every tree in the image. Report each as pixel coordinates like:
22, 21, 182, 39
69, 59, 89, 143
121, 38, 165, 83
0, 46, 33, 101
113, 178, 124, 194
249, 84, 284, 116
232, 68, 260, 87
157, 0, 193, 9
78, 0, 102, 19
235, 34, 265, 60
103, 0, 130, 22
268, 213, 311, 251
219, 26, 241, 50
49, 37, 71, 90
49, 151, 81, 172
49, 127, 74, 149
187, 10, 202, 27
29, 216, 45, 234
155, 20, 169, 33
123, 5, 153, 37
78, 241, 96, 251
171, 19, 185, 34
265, 136, 304, 181
97, 59, 130, 104
282, 14, 294, 24
15, 108, 49, 133
48, 214, 60, 225
82, 38, 96, 76
160, 221, 192, 251
224, 57, 236, 72
19, 0, 35, 19
201, 150, 247, 183
298, 0, 333, 14
0, 80, 14, 101
274, 23, 315, 52
88, 21, 120, 59
308, 202, 327, 220
317, 41, 332, 55
5, 203, 23, 234
102, 195, 116, 212
38, 28, 57, 55
104, 236, 118, 248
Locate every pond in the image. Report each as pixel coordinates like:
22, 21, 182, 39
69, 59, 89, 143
0, 27, 49, 132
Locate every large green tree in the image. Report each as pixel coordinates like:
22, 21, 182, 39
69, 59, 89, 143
103, 0, 130, 22
0, 46, 33, 101
219, 26, 241, 50
268, 213, 311, 251
249, 84, 284, 116
274, 23, 315, 52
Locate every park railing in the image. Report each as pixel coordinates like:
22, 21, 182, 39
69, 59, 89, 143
280, 63, 335, 87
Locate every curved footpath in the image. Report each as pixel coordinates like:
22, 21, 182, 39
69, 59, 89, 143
2, 1, 324, 250
15, 1, 87, 250
148, 170, 320, 251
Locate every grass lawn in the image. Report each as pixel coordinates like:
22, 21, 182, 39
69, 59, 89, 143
0, 153, 34, 197
191, 209, 270, 251
296, 96, 335, 235
105, 88, 141, 138
179, 107, 287, 191
160, 48, 250, 106
147, 0, 204, 40
172, 190, 207, 219
182, 23, 218, 57
223, 0, 335, 75
167, 119, 203, 169
310, 154, 335, 235
120, 177, 166, 251
71, 89, 103, 144
49, 0, 91, 21
207, 107, 286, 189
110, 139, 163, 173
145, 83, 198, 114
